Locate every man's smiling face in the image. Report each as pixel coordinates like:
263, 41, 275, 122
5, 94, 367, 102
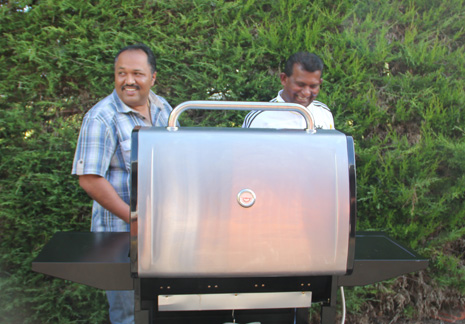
114, 49, 156, 112
280, 63, 322, 107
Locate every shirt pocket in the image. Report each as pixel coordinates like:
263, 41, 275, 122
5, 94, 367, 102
120, 139, 132, 170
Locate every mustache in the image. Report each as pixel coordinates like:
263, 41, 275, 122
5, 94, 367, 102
122, 84, 141, 91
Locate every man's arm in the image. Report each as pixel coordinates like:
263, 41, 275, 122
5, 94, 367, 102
79, 174, 130, 224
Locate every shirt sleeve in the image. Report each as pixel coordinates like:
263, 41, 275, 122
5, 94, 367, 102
243, 110, 261, 128
71, 115, 115, 177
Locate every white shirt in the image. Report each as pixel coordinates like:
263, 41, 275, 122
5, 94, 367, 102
242, 90, 334, 130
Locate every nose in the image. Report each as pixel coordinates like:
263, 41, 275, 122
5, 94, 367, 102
126, 73, 135, 85
301, 86, 311, 97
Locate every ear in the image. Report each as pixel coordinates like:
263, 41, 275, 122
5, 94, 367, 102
320, 78, 323, 85
151, 72, 157, 86
280, 72, 288, 86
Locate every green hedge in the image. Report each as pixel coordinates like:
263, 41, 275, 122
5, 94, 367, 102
1, 0, 464, 322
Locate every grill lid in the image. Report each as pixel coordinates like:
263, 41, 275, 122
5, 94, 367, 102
130, 101, 356, 278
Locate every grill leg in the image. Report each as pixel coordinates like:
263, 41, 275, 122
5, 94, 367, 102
134, 279, 151, 324
320, 276, 338, 324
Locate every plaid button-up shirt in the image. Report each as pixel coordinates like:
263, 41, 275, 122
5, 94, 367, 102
72, 89, 173, 232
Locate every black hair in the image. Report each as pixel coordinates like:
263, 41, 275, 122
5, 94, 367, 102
114, 43, 157, 73
283, 52, 323, 76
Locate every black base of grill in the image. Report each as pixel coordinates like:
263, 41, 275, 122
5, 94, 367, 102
138, 276, 332, 300
32, 231, 428, 324
135, 283, 338, 324
135, 276, 337, 323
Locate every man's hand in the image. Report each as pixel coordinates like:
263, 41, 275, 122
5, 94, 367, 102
79, 174, 130, 223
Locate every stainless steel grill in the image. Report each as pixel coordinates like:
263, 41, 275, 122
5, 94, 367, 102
130, 101, 356, 279
32, 101, 428, 324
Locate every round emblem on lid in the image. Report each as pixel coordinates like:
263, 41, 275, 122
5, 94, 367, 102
237, 189, 256, 208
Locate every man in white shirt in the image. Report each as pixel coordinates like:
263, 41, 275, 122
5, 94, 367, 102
243, 52, 334, 130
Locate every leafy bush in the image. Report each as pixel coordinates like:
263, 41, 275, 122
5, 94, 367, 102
1, 0, 464, 322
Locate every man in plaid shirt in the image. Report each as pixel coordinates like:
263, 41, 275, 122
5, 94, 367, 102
72, 43, 173, 324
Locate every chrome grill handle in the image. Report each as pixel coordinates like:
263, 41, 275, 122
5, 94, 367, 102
167, 100, 315, 133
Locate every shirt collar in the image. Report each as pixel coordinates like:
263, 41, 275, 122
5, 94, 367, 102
112, 89, 133, 114
276, 90, 286, 103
